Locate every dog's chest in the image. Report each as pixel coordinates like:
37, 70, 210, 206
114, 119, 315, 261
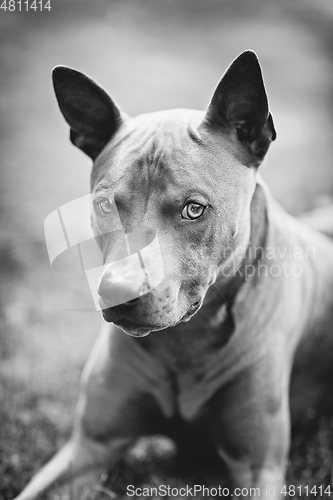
135, 304, 239, 419
140, 302, 234, 370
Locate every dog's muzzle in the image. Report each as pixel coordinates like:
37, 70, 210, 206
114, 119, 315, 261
98, 253, 150, 309
96, 227, 165, 311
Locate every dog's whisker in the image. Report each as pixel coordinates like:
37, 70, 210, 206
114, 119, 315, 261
213, 282, 229, 306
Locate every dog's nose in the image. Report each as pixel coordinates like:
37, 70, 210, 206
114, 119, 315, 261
98, 254, 150, 310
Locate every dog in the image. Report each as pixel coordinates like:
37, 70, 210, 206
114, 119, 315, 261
15, 51, 333, 499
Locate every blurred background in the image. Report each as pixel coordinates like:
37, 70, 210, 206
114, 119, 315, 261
1, 0, 333, 498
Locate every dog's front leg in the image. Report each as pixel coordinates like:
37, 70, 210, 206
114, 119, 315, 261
14, 323, 168, 500
14, 432, 128, 500
217, 451, 286, 500
211, 363, 290, 499
14, 324, 132, 500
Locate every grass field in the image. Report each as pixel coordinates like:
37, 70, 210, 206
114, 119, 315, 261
1, 0, 333, 498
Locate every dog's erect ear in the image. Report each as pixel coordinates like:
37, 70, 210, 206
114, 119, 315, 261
52, 66, 123, 160
203, 50, 276, 165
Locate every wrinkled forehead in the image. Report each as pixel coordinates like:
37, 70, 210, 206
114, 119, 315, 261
91, 109, 252, 199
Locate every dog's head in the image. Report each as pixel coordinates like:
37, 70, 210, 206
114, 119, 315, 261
52, 51, 276, 336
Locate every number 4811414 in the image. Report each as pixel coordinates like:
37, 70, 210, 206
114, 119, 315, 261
1, 0, 51, 11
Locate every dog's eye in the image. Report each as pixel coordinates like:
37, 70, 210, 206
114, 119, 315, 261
182, 202, 206, 220
97, 198, 113, 215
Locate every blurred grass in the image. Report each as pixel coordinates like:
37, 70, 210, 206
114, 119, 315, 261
1, 0, 333, 498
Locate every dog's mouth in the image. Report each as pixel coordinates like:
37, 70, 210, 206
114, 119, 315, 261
101, 306, 171, 336
180, 300, 202, 322
101, 299, 202, 335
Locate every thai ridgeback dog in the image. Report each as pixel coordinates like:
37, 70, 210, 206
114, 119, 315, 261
15, 51, 333, 499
